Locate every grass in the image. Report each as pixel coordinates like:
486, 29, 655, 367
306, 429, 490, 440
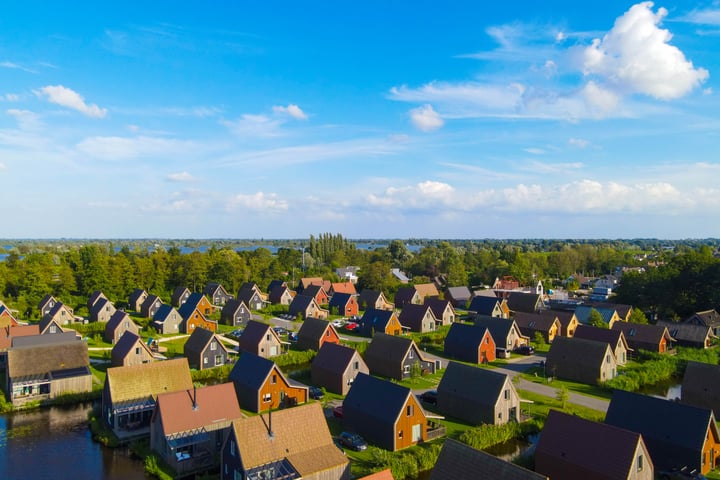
518, 389, 605, 422
396, 370, 444, 390
520, 366, 613, 400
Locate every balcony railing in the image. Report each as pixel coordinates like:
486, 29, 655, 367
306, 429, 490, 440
425, 420, 446, 441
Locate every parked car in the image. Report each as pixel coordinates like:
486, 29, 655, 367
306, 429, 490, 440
331, 319, 346, 328
496, 348, 511, 359
309, 386, 324, 400
514, 345, 535, 355
417, 389, 438, 405
288, 331, 298, 342
344, 322, 359, 331
273, 326, 288, 335
229, 329, 244, 338
332, 405, 344, 418
658, 468, 707, 480
339, 432, 368, 451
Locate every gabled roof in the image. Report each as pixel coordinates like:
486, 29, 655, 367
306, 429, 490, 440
331, 282, 357, 295
574, 305, 617, 325
38, 315, 65, 334
513, 311, 559, 332
328, 292, 354, 310
431, 438, 547, 480
438, 362, 508, 407
302, 284, 326, 299
90, 297, 114, 317
105, 310, 132, 334
446, 286, 472, 302
267, 280, 286, 292
237, 286, 263, 305
140, 294, 162, 312
297, 317, 335, 343
38, 294, 57, 310
506, 292, 542, 313
658, 320, 714, 344
171, 286, 190, 304
551, 309, 578, 328
229, 352, 280, 390
546, 336, 612, 370
111, 331, 153, 364
391, 268, 410, 283
155, 382, 241, 436
684, 309, 720, 327
178, 292, 208, 319
573, 324, 630, 350
0, 324, 40, 350
184, 327, 227, 359
584, 301, 633, 319
359, 469, 395, 480
365, 333, 427, 367
153, 304, 179, 322
299, 277, 331, 293
605, 390, 719, 469
424, 297, 454, 318
289, 294, 319, 315
468, 295, 503, 316
394, 287, 418, 306
359, 308, 398, 334
128, 288, 147, 306
537, 410, 647, 479
611, 322, 673, 345
222, 298, 250, 316
268, 284, 293, 303
229, 402, 348, 476
473, 316, 526, 342
87, 291, 106, 310
238, 320, 279, 347
358, 289, 387, 306
398, 303, 436, 328
312, 342, 362, 375
7, 338, 88, 378
413, 283, 439, 298
343, 372, 414, 425
682, 361, 720, 403
105, 357, 193, 404
204, 282, 229, 296
444, 323, 493, 355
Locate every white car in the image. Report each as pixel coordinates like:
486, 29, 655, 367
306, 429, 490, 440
331, 319, 346, 328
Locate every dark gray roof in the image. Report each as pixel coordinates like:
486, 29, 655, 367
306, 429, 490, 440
128, 288, 147, 306
38, 294, 56, 310
437, 362, 508, 407
228, 352, 274, 390
297, 317, 335, 347
537, 410, 645, 479
605, 390, 719, 471
423, 297, 453, 319
328, 292, 353, 310
546, 336, 611, 371
364, 333, 414, 373
682, 361, 720, 401
611, 322, 672, 346
171, 286, 190, 305
105, 311, 132, 336
267, 280, 285, 292
184, 327, 225, 359
473, 316, 523, 343
573, 324, 628, 349
513, 311, 559, 332
394, 287, 417, 306
431, 438, 547, 480
658, 321, 713, 345
178, 292, 206, 319
398, 303, 435, 330
111, 331, 148, 365
289, 294, 316, 315
446, 287, 472, 302
343, 372, 411, 425
506, 292, 542, 313
222, 298, 249, 316
87, 291, 106, 310
684, 309, 720, 327
468, 296, 502, 316
359, 308, 397, 336
312, 342, 360, 375
203, 282, 227, 296
153, 304, 178, 322
12, 331, 78, 347
358, 289, 383, 307
444, 323, 493, 360
237, 320, 277, 352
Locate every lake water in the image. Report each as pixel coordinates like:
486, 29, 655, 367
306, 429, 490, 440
0, 403, 146, 479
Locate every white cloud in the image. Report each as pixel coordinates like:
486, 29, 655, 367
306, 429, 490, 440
409, 104, 444, 132
36, 85, 107, 118
7, 109, 41, 130
0, 61, 35, 73
76, 135, 200, 160
524, 148, 545, 155
272, 104, 308, 120
678, 8, 720, 25
569, 138, 590, 148
583, 2, 709, 100
226, 192, 288, 213
582, 81, 620, 115
166, 172, 195, 182
3, 93, 19, 102
391, 83, 524, 113
0, 162, 5, 170
223, 114, 283, 137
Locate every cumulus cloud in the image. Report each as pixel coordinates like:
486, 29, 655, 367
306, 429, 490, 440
583, 2, 709, 100
226, 192, 288, 213
582, 81, 621, 115
569, 138, 590, 148
272, 104, 308, 120
223, 114, 283, 137
36, 85, 107, 118
7, 109, 41, 130
166, 172, 195, 182
409, 104, 444, 132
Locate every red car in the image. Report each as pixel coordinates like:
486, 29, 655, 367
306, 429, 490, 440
344, 322, 359, 331
332, 406, 344, 418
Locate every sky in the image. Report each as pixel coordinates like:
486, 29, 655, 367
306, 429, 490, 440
1, 1, 719, 239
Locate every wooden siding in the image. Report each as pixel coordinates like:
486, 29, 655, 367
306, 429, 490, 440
256, 368, 308, 412
394, 395, 427, 450
702, 425, 720, 475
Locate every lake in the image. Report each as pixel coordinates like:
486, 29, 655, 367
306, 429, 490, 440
0, 403, 146, 479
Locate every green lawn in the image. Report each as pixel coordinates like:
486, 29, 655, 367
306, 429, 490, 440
520, 366, 613, 400
517, 389, 605, 422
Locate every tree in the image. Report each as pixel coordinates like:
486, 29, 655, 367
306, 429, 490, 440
556, 386, 569, 409
628, 307, 649, 324
533, 331, 546, 348
588, 308, 607, 329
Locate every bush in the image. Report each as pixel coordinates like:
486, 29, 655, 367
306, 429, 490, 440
275, 349, 316, 367
459, 419, 542, 451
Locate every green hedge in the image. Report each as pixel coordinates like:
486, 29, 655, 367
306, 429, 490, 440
458, 419, 542, 451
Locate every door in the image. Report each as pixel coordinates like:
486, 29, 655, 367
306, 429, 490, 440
270, 345, 278, 356
412, 424, 422, 442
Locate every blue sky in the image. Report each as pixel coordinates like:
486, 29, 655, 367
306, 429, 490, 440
1, 1, 719, 239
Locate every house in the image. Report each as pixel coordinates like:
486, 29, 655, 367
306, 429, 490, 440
111, 331, 155, 367
506, 292, 544, 314
336, 266, 360, 283
391, 268, 410, 283
573, 324, 631, 365
658, 320, 715, 349
182, 310, 218, 334
140, 294, 163, 319
221, 402, 349, 480
41, 302, 75, 326
87, 290, 107, 312
473, 316, 529, 353
605, 390, 720, 475
554, 309, 580, 337
364, 333, 436, 380
536, 409, 653, 480
0, 324, 40, 367
444, 323, 496, 364
104, 310, 139, 344
329, 292, 359, 317
311, 342, 369, 395
178, 292, 214, 319
288, 294, 329, 320
204, 282, 233, 306
547, 336, 617, 384
220, 299, 252, 327
468, 295, 509, 319
513, 311, 561, 343
102, 358, 193, 440
268, 283, 294, 305
493, 276, 520, 291
424, 297, 455, 325
297, 277, 332, 294
128, 288, 149, 312
5, 334, 91, 407
586, 301, 634, 321
437, 362, 519, 425
575, 305, 621, 329
0, 304, 19, 328
431, 438, 547, 480
90, 297, 116, 323
394, 286, 421, 308
360, 470, 394, 480
343, 373, 439, 451
151, 382, 242, 478
228, 353, 308, 412
296, 317, 340, 352
236, 283, 265, 310
398, 304, 437, 333
151, 304, 184, 334
171, 286, 191, 308
38, 294, 59, 316
330, 282, 357, 296
38, 315, 66, 335
237, 320, 284, 358
184, 327, 230, 370
358, 289, 394, 311
681, 361, 720, 417
684, 309, 720, 336
359, 308, 403, 337
611, 322, 674, 355
445, 286, 472, 309
302, 284, 329, 306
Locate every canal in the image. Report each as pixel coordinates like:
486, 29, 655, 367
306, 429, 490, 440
0, 402, 146, 479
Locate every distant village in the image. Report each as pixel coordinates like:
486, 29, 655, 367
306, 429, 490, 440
2, 257, 720, 480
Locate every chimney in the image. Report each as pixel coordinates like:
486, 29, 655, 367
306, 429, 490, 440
192, 385, 198, 411
268, 409, 274, 439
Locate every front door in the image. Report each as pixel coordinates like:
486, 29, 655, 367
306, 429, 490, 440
412, 424, 421, 442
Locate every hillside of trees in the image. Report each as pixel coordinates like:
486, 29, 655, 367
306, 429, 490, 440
0, 236, 718, 321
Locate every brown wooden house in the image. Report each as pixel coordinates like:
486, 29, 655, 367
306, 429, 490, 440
288, 294, 329, 320
38, 294, 59, 317
104, 310, 139, 344
296, 317, 340, 352
140, 294, 164, 319
513, 311, 561, 343
658, 320, 715, 349
546, 336, 617, 385
184, 327, 230, 370
171, 286, 191, 308
128, 288, 148, 312
151, 304, 184, 334
364, 333, 436, 381
611, 322, 675, 355
573, 324, 631, 365
398, 304, 437, 333
328, 292, 359, 317
237, 320, 283, 358
424, 297, 455, 326
311, 342, 369, 395
228, 353, 308, 413
358, 289, 393, 311
204, 282, 233, 306
359, 308, 403, 337
90, 297, 117, 323
111, 331, 155, 367
443, 323, 496, 364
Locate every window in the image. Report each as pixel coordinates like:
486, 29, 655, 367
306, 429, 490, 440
398, 430, 403, 438
408, 350, 414, 359
406, 405, 413, 416
210, 342, 217, 351
230, 440, 235, 456
498, 412, 502, 420
326, 330, 330, 337
49, 325, 57, 334
124, 322, 129, 329
266, 334, 271, 341
629, 328, 636, 336
404, 365, 411, 374
271, 374, 277, 385
354, 361, 359, 370
215, 355, 223, 366
504, 389, 510, 400
204, 357, 208, 364
606, 354, 611, 364
637, 454, 644, 471
263, 393, 272, 403
135, 347, 140, 355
